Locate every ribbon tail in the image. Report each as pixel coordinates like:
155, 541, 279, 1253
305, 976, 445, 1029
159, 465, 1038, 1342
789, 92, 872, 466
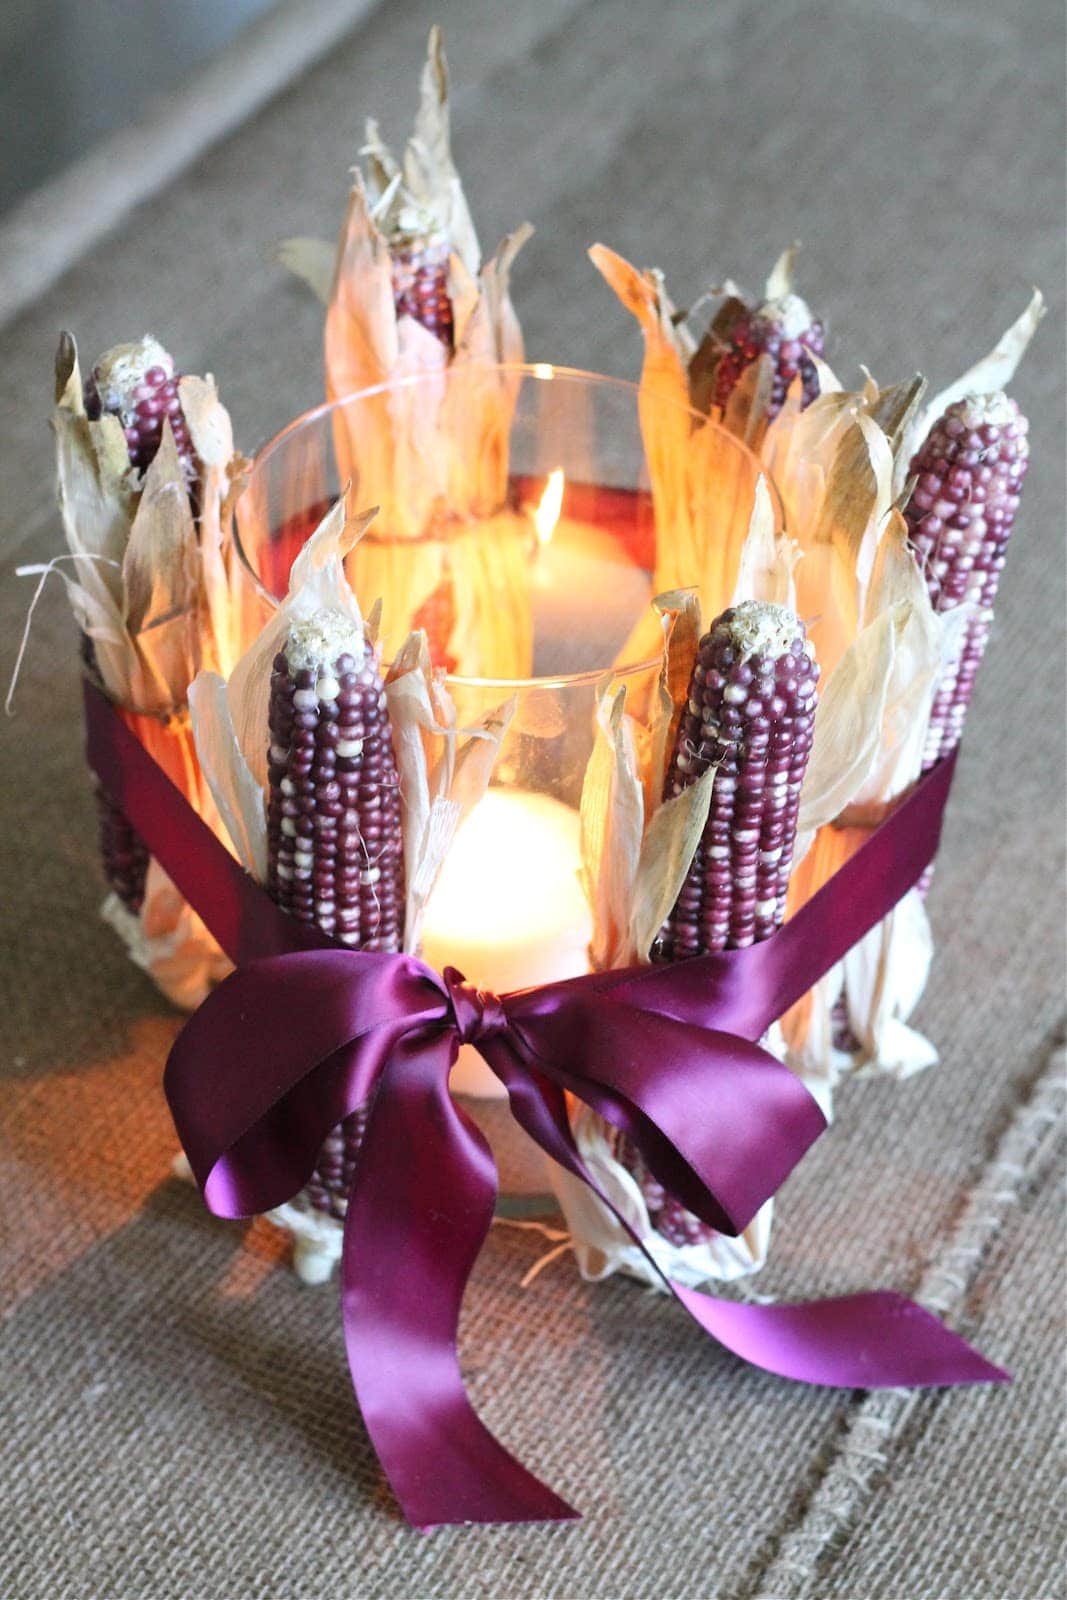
341, 1032, 579, 1529
490, 1051, 1007, 1394
670, 1286, 1009, 1388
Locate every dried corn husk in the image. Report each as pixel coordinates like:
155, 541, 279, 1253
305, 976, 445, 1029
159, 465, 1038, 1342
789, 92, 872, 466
591, 246, 803, 668
189, 498, 512, 957
278, 28, 533, 678
51, 333, 246, 1008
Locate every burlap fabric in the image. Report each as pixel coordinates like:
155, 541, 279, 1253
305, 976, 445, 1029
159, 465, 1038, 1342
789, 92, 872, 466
1, 1, 1063, 1595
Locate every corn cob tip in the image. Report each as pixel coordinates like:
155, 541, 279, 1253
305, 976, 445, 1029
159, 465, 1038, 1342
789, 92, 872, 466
86, 335, 173, 411
281, 609, 366, 673
950, 390, 1026, 430
706, 287, 825, 417
83, 334, 196, 483
705, 598, 806, 663
757, 289, 815, 340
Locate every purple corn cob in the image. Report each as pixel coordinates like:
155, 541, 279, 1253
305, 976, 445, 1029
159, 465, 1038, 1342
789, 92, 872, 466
653, 602, 819, 958
616, 602, 818, 1243
907, 392, 1029, 771
704, 290, 824, 420
83, 335, 197, 485
390, 229, 454, 349
267, 610, 405, 1218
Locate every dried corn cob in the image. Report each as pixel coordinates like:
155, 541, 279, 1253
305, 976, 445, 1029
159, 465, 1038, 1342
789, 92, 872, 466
654, 602, 819, 958
907, 392, 1030, 770
84, 335, 197, 486
691, 248, 825, 421
389, 221, 454, 349
707, 296, 823, 418
830, 392, 1029, 1045
266, 610, 405, 1217
616, 602, 818, 1244
81, 334, 199, 911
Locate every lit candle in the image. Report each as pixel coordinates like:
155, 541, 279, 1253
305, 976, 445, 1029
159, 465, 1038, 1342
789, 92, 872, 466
528, 470, 652, 676
420, 786, 593, 1097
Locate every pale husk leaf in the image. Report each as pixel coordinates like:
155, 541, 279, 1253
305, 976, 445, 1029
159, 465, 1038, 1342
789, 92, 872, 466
897, 289, 1045, 489
646, 589, 701, 813
841, 888, 938, 1080
629, 765, 716, 962
794, 602, 902, 854
121, 422, 197, 636
550, 1107, 776, 1287
764, 243, 799, 301
187, 670, 268, 881
384, 629, 514, 951
731, 473, 800, 608
580, 685, 645, 973
406, 25, 480, 274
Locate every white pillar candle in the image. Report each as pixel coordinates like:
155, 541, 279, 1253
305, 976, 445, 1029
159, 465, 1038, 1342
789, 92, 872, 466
420, 787, 593, 1098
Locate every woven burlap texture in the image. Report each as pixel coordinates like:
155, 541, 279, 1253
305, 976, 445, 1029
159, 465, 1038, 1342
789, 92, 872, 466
1, 0, 1063, 1595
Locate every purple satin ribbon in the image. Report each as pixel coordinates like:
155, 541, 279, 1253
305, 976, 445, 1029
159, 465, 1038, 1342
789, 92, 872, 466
83, 680, 1007, 1530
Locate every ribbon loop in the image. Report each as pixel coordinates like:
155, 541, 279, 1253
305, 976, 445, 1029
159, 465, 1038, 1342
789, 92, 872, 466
442, 966, 508, 1048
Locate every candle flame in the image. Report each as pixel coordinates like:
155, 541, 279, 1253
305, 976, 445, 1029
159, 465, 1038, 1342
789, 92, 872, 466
533, 468, 564, 547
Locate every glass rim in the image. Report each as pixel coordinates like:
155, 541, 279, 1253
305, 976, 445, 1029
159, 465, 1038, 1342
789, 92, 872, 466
236, 362, 776, 692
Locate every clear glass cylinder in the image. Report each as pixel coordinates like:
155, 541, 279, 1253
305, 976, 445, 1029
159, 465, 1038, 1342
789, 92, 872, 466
236, 365, 779, 1114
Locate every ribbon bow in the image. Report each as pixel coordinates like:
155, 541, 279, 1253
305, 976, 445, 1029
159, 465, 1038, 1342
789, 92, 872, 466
84, 681, 1006, 1530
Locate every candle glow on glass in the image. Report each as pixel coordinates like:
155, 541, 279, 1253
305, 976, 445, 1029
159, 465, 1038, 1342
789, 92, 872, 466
528, 468, 652, 676
533, 467, 565, 546
420, 787, 592, 1098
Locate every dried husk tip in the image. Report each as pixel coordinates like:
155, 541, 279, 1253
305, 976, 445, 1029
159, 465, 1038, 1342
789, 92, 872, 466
277, 29, 534, 679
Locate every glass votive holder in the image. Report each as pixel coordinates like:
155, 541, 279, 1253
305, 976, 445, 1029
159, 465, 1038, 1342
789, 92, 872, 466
236, 365, 777, 1113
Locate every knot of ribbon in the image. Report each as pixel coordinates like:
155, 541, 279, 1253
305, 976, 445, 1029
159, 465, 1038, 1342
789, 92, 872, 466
82, 680, 1008, 1531
442, 966, 508, 1047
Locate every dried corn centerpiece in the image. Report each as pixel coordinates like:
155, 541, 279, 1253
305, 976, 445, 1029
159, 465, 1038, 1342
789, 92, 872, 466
77, 335, 200, 914
267, 613, 405, 953
375, 198, 454, 351
189, 498, 513, 1275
